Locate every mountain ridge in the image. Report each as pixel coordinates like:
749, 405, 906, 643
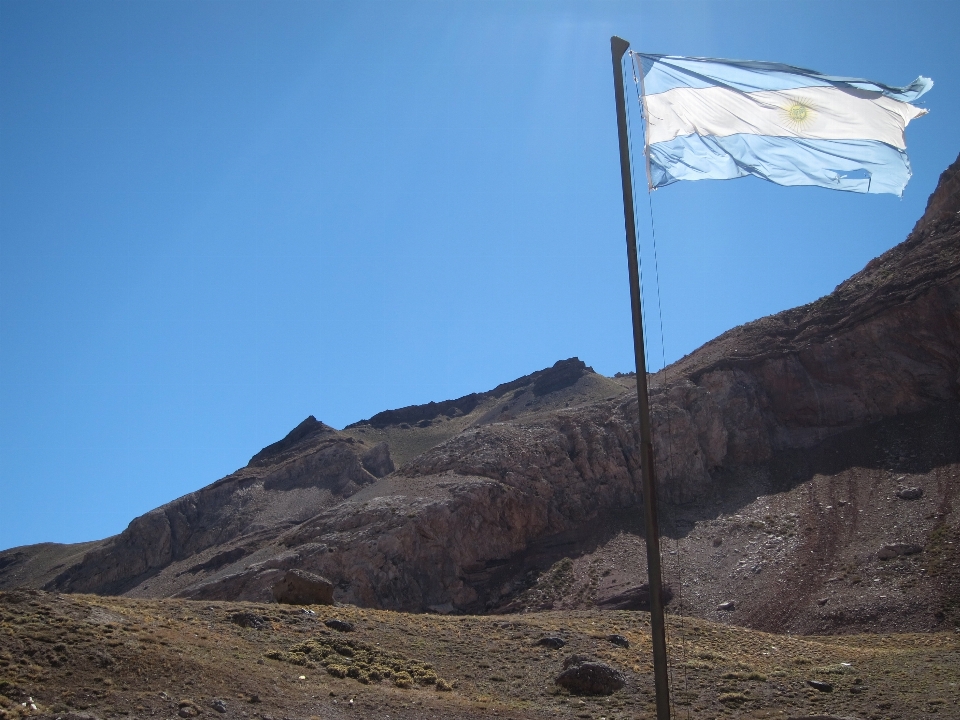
1, 153, 958, 636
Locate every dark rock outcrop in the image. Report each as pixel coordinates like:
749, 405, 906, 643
361, 442, 395, 478
229, 611, 266, 629
182, 547, 247, 575
532, 358, 590, 396
605, 634, 629, 648
272, 569, 334, 605
876, 543, 923, 560
596, 583, 674, 611
248, 416, 333, 466
555, 659, 625, 695
896, 486, 923, 500
323, 619, 354, 632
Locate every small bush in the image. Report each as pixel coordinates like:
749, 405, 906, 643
413, 666, 437, 685
719, 692, 747, 705
368, 664, 392, 682
697, 650, 727, 661
269, 634, 441, 691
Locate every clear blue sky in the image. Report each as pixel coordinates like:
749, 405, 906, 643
2, 0, 958, 550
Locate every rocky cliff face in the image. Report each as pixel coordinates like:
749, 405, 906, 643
11, 417, 392, 596
2, 154, 958, 634
643, 153, 960, 501
254, 154, 957, 618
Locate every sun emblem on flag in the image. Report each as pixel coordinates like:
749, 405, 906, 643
781, 98, 816, 132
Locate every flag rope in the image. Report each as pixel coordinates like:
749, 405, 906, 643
628, 49, 691, 719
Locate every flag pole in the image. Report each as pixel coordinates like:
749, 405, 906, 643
610, 35, 671, 720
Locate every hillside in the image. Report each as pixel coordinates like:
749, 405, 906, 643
342, 358, 633, 466
1, 154, 958, 638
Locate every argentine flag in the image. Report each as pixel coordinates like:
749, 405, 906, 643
637, 54, 932, 196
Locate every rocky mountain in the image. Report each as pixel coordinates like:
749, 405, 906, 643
0, 419, 394, 596
0, 359, 634, 602
2, 154, 958, 636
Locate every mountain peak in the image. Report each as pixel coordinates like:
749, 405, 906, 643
346, 357, 595, 431
915, 152, 960, 231
248, 416, 336, 467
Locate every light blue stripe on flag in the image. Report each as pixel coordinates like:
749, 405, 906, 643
648, 134, 912, 195
639, 54, 933, 101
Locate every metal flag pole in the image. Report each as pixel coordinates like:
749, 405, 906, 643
610, 35, 671, 720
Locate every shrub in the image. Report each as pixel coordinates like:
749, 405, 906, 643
719, 692, 747, 705
368, 665, 392, 682
414, 668, 438, 685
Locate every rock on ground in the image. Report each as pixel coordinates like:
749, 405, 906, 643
555, 659, 625, 695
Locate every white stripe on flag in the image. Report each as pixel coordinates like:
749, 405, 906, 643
645, 85, 926, 149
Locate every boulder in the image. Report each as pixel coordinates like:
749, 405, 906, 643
537, 636, 566, 649
606, 634, 630, 648
229, 611, 266, 629
562, 655, 593, 670
177, 701, 200, 718
555, 660, 625, 695
323, 619, 354, 632
896, 487, 923, 500
877, 543, 923, 560
271, 570, 334, 606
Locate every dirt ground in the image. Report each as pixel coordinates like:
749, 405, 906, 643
2, 590, 958, 720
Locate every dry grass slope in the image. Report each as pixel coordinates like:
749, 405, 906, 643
1, 590, 958, 720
